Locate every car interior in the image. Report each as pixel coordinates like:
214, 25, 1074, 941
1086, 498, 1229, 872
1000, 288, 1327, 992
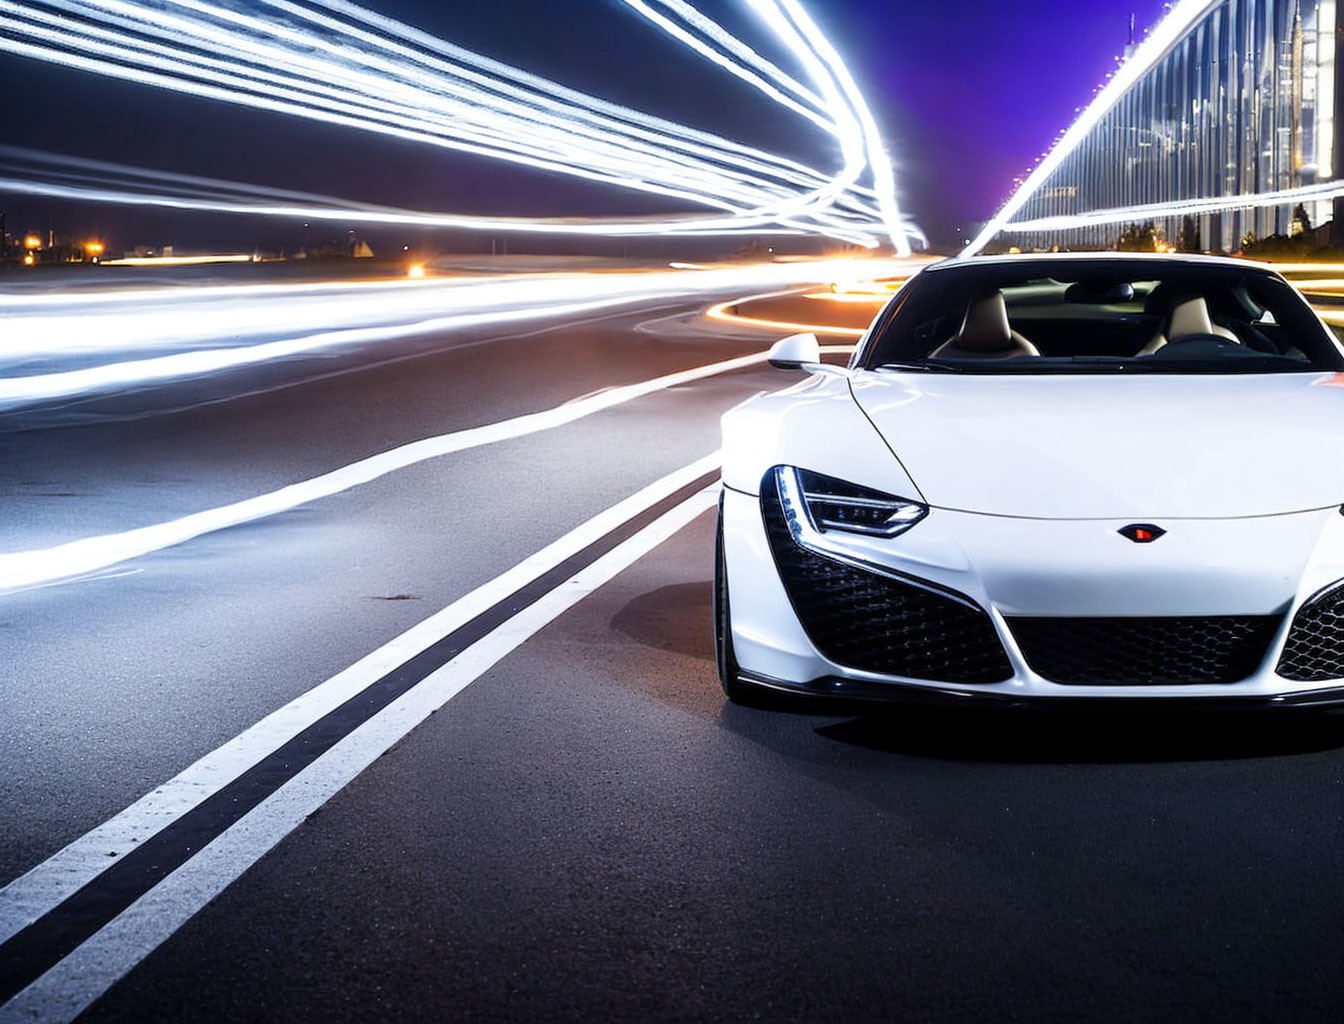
866, 263, 1344, 372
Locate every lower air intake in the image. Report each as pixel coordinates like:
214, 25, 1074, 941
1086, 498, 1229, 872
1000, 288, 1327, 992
761, 482, 1012, 684
1007, 615, 1282, 685
1277, 583, 1344, 682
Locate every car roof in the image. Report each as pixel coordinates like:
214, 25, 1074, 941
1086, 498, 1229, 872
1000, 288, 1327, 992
924, 251, 1277, 274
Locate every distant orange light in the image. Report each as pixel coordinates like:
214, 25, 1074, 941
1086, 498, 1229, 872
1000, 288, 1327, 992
86, 242, 105, 255
23, 235, 41, 250
407, 263, 425, 279
22, 253, 35, 266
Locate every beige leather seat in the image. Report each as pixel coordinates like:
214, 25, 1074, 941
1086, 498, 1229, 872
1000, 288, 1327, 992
930, 292, 1040, 360
1138, 296, 1239, 356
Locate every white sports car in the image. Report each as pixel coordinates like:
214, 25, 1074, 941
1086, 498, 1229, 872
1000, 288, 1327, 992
715, 253, 1344, 708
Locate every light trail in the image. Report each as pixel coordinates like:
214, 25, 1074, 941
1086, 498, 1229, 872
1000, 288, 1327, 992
614, 0, 833, 132
0, 7, 786, 218
0, 339, 847, 595
99, 253, 256, 266
0, 271, 488, 308
0, 369, 737, 593
0, 168, 864, 244
761, 0, 913, 254
611, 0, 918, 251
802, 290, 891, 302
0, 259, 911, 405
0, 296, 672, 407
998, 179, 1344, 235
0, 0, 918, 248
706, 289, 869, 336
962, 0, 1222, 256
289, 0, 884, 237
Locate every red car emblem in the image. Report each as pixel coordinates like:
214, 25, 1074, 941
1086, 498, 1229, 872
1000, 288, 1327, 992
1119, 524, 1165, 544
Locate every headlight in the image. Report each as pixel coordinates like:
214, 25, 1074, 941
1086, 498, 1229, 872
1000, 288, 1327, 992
775, 466, 927, 540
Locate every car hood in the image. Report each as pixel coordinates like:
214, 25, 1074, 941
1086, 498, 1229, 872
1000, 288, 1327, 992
849, 371, 1344, 519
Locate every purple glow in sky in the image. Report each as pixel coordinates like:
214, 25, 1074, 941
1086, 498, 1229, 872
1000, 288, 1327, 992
818, 0, 1171, 243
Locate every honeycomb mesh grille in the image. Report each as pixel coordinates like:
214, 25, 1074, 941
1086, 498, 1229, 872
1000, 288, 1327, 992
761, 482, 1012, 685
1007, 615, 1281, 685
1277, 584, 1344, 682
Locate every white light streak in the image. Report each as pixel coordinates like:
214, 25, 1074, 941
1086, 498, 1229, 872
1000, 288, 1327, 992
0, 371, 737, 594
0, 0, 917, 248
99, 253, 256, 265
0, 259, 911, 407
0, 296, 659, 407
762, 0, 913, 254
999, 179, 1344, 234
0, 168, 867, 244
614, 0, 834, 132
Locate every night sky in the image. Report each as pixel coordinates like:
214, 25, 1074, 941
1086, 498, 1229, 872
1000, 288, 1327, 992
0, 0, 1169, 251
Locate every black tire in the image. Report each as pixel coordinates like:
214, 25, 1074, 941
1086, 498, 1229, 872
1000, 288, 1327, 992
714, 494, 763, 705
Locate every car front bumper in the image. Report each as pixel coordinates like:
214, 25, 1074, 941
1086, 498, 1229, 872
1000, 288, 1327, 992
722, 485, 1344, 706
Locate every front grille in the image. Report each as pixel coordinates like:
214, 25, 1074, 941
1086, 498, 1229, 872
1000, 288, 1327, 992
761, 483, 1013, 684
1007, 615, 1282, 685
1277, 583, 1344, 682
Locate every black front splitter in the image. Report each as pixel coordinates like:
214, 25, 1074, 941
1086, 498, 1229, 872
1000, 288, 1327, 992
737, 672, 1344, 713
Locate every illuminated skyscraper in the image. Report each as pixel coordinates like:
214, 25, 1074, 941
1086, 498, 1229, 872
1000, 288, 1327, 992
992, 0, 1340, 253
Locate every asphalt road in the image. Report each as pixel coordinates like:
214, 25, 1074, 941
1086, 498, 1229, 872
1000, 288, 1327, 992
3, 274, 1344, 1023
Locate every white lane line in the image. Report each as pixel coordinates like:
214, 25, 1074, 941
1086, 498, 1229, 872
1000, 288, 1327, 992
0, 342, 767, 593
0, 486, 718, 1024
0, 453, 718, 946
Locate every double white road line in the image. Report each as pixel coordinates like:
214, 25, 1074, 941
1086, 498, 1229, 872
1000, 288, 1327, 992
0, 454, 721, 1023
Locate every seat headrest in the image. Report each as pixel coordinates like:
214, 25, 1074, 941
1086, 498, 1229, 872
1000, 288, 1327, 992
955, 292, 1015, 352
1167, 297, 1215, 341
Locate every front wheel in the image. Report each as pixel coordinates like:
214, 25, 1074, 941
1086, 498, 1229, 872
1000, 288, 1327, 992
714, 495, 764, 705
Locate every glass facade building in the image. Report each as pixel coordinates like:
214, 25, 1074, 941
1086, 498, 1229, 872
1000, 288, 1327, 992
1005, 0, 1340, 252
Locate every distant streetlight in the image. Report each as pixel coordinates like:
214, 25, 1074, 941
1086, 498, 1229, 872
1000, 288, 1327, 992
23, 234, 41, 250
22, 253, 35, 266
86, 241, 105, 256
407, 263, 425, 279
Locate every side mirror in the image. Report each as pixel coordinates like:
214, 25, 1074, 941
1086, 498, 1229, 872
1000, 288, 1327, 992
767, 332, 821, 370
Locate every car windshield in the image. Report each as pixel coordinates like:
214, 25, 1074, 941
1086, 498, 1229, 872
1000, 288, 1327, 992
860, 258, 1344, 374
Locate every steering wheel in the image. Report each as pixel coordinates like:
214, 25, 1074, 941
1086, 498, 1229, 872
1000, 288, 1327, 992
1149, 334, 1246, 356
